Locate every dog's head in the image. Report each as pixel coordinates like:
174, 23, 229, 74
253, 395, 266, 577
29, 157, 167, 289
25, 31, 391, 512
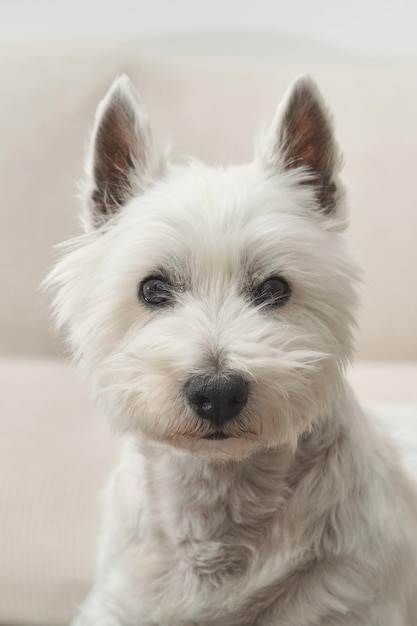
47, 76, 358, 462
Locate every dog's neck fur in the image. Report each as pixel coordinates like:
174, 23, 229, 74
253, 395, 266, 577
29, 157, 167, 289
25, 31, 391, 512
136, 381, 370, 557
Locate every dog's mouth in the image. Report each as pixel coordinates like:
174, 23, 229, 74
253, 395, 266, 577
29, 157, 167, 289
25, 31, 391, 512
202, 431, 230, 440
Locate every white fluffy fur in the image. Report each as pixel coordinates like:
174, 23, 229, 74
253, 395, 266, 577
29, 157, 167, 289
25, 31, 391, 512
47, 75, 417, 625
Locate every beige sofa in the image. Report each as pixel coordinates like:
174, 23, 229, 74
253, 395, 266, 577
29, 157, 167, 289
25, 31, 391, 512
1, 42, 416, 625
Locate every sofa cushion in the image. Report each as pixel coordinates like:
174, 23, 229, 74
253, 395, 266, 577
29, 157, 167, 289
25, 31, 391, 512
0, 357, 118, 625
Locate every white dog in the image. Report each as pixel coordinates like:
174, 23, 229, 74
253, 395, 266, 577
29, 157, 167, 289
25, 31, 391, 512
47, 75, 417, 625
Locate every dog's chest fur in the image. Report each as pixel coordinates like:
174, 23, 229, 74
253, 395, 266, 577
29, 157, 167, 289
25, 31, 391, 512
118, 441, 298, 624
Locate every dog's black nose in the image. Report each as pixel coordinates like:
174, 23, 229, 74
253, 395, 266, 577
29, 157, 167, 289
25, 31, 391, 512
185, 373, 248, 426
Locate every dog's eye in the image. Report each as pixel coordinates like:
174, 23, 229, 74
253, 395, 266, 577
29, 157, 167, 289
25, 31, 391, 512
254, 277, 291, 307
140, 278, 173, 307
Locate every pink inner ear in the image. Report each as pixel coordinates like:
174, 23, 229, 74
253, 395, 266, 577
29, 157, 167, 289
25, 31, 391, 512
281, 96, 332, 177
279, 85, 336, 213
91, 103, 137, 225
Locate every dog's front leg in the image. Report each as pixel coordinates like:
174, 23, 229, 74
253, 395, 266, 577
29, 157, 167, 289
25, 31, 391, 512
71, 589, 136, 626
71, 590, 123, 626
71, 587, 155, 626
71, 448, 154, 626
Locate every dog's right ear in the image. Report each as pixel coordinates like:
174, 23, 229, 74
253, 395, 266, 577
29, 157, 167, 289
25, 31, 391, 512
82, 75, 164, 230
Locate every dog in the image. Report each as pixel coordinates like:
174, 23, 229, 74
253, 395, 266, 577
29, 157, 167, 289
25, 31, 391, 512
47, 75, 417, 625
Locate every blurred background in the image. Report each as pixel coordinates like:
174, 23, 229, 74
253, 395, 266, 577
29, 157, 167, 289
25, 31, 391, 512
1, 2, 416, 626
2, 0, 417, 60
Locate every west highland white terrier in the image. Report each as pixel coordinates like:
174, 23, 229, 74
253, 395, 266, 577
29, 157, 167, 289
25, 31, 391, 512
47, 75, 417, 625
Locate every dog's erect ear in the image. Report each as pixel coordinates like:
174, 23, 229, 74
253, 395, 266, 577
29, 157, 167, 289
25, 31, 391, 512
261, 75, 342, 215
82, 75, 162, 230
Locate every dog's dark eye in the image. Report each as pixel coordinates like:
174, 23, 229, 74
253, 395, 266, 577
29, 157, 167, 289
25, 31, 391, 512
140, 278, 173, 307
254, 277, 291, 307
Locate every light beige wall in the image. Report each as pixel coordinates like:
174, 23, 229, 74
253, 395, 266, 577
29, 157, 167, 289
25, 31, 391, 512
1, 0, 417, 61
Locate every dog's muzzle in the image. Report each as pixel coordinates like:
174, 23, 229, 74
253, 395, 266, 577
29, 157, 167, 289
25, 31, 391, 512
184, 372, 248, 429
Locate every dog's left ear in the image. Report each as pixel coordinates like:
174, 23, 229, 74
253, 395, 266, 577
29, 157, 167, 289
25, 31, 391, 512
261, 75, 342, 216
82, 75, 164, 230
